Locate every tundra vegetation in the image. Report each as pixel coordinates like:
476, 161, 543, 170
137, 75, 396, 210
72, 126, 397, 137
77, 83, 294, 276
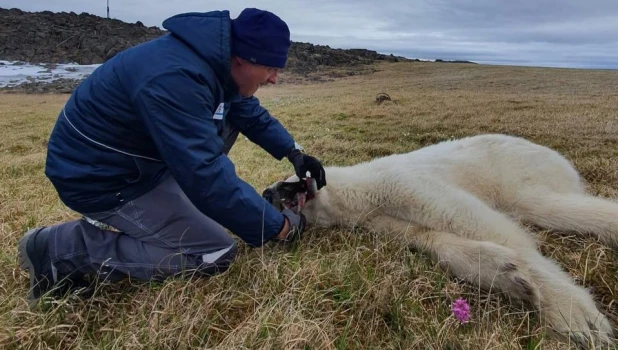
1, 61, 617, 349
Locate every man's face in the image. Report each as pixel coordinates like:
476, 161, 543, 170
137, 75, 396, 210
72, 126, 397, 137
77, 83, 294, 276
231, 57, 280, 97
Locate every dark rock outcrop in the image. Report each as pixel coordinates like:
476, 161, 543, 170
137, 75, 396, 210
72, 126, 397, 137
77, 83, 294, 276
0, 7, 412, 69
0, 7, 474, 93
0, 8, 163, 65
1, 78, 84, 94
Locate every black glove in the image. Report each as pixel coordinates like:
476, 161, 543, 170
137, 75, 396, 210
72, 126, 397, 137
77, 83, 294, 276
287, 149, 327, 190
275, 208, 306, 244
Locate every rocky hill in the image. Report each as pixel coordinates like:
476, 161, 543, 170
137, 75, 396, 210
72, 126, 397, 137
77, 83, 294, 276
0, 8, 414, 70
0, 8, 163, 65
0, 7, 474, 93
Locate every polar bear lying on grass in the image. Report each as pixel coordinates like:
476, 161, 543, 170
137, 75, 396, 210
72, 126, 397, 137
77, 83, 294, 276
262, 133, 617, 348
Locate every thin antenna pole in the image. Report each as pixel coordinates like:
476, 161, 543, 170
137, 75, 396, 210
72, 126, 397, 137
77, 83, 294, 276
107, 0, 110, 18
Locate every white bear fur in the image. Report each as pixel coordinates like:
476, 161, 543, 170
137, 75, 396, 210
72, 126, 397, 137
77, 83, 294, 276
269, 133, 617, 348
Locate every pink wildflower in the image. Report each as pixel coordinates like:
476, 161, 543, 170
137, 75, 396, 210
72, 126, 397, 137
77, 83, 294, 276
452, 297, 470, 323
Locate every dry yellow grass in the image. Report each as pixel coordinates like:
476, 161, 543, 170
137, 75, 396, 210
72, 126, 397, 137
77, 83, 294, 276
1, 61, 618, 349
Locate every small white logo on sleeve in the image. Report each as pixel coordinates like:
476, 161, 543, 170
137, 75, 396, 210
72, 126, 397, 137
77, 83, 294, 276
213, 103, 224, 120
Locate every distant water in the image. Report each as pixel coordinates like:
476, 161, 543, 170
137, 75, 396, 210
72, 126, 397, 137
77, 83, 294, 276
0, 60, 101, 88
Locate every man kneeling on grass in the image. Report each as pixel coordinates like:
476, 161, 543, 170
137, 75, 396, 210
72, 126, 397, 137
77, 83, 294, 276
17, 8, 327, 302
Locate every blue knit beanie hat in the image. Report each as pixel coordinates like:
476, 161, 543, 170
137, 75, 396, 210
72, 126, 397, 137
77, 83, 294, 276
231, 8, 291, 68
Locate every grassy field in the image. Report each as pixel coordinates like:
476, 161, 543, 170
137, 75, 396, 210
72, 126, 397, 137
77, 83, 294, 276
1, 61, 618, 349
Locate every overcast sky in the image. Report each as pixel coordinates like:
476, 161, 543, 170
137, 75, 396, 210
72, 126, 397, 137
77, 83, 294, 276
3, 0, 618, 69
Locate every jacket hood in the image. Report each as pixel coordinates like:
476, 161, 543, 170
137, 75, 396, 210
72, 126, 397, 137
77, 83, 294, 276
162, 11, 235, 91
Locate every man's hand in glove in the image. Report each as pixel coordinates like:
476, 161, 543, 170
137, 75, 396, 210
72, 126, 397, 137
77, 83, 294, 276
287, 149, 327, 190
274, 208, 306, 244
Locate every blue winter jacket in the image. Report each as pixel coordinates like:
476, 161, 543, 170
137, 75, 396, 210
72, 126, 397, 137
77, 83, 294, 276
44, 11, 297, 247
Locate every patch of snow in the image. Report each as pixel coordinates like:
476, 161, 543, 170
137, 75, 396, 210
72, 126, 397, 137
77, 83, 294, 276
0, 60, 101, 88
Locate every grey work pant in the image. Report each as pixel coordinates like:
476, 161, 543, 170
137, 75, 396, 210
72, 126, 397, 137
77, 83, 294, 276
47, 175, 237, 283
47, 124, 241, 283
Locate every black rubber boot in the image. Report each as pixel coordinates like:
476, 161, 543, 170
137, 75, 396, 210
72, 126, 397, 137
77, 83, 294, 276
19, 227, 100, 303
18, 227, 55, 302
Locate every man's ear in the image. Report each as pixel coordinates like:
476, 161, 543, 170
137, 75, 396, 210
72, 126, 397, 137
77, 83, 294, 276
231, 56, 243, 68
233, 56, 250, 66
